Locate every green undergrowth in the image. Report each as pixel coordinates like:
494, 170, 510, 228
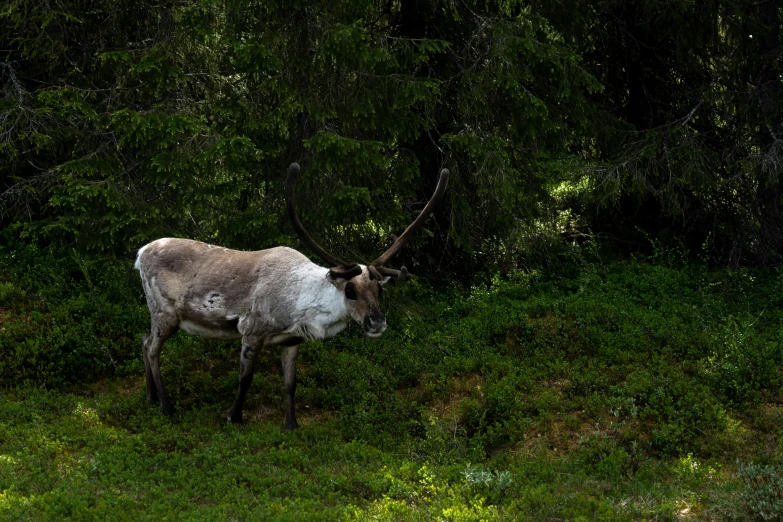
1, 240, 782, 520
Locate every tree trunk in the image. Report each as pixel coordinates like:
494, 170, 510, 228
754, 0, 782, 265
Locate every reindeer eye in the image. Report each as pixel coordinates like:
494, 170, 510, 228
344, 283, 357, 300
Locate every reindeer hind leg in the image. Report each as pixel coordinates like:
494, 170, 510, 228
141, 332, 158, 405
144, 315, 178, 416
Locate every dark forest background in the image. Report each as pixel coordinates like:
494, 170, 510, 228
3, 3, 783, 519
2, 0, 781, 273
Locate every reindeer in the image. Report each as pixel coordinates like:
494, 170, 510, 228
135, 163, 449, 428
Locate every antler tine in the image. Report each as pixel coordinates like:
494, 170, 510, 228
286, 163, 362, 279
372, 168, 450, 270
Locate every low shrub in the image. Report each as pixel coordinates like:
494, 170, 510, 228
2, 239, 782, 468
739, 461, 783, 521
0, 243, 149, 387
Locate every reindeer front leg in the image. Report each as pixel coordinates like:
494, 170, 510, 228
281, 343, 300, 430
228, 338, 261, 424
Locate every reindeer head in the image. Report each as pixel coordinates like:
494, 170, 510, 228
286, 163, 449, 337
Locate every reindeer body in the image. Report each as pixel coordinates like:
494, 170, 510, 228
136, 239, 352, 344
135, 238, 385, 427
136, 163, 448, 428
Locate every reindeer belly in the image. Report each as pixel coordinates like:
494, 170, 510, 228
179, 318, 242, 339
179, 290, 243, 339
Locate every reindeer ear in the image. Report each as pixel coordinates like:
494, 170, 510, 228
367, 265, 391, 285
326, 264, 361, 289
327, 264, 362, 281
326, 271, 349, 289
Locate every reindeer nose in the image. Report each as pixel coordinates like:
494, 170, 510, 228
363, 314, 386, 336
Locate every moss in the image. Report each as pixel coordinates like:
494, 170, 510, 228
1, 242, 781, 518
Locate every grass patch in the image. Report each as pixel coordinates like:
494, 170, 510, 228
1, 240, 781, 519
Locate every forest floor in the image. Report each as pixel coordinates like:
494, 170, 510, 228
1, 244, 782, 520
0, 383, 767, 521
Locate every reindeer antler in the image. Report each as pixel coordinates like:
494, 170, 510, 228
371, 168, 450, 281
287, 163, 449, 282
286, 163, 363, 279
